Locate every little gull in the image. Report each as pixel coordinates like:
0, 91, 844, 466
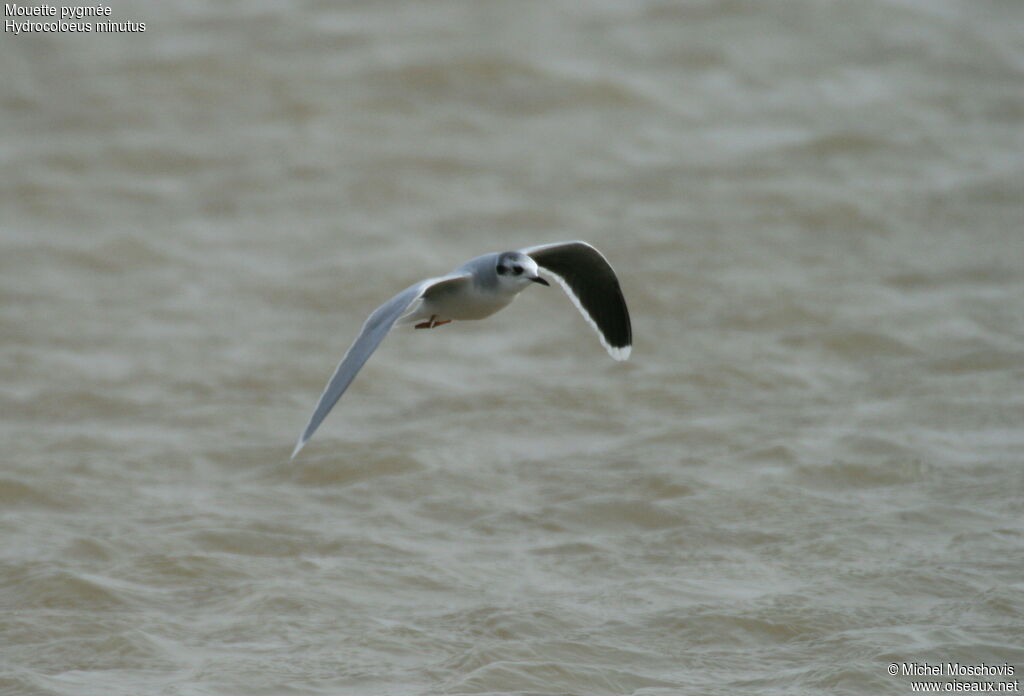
291, 241, 631, 458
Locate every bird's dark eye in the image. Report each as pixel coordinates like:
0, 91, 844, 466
496, 264, 508, 275
512, 265, 523, 275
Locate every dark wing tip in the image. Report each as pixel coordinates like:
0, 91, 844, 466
525, 242, 632, 359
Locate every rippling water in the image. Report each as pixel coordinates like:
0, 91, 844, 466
2, 1, 1023, 694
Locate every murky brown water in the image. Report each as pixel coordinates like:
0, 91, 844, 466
2, 1, 1023, 694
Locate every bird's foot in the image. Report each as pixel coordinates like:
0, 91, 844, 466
414, 315, 451, 329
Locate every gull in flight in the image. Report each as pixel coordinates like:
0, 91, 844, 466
291, 241, 631, 458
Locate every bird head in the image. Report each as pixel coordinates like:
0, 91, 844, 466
495, 251, 549, 290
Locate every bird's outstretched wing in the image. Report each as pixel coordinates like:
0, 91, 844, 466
520, 241, 632, 361
291, 272, 470, 458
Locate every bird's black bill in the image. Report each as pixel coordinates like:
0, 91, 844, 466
531, 276, 550, 286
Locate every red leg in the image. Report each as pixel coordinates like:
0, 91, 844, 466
415, 314, 452, 329
414, 314, 438, 329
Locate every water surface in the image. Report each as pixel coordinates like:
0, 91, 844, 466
2, 1, 1023, 694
